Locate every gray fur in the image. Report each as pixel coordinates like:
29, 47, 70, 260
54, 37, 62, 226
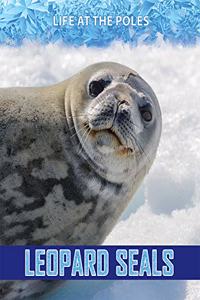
0, 62, 162, 299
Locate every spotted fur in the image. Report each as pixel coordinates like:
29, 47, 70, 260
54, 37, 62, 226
0, 62, 161, 299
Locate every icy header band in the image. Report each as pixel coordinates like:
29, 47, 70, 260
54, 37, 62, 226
0, 0, 199, 46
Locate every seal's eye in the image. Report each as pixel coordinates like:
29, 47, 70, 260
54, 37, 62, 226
89, 80, 105, 97
139, 103, 152, 122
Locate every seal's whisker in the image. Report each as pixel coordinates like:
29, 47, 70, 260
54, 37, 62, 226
67, 114, 88, 118
129, 130, 150, 163
121, 123, 144, 159
123, 126, 147, 160
78, 127, 91, 155
68, 120, 91, 156
68, 124, 77, 131
128, 119, 140, 129
133, 136, 150, 164
81, 129, 91, 152
70, 124, 89, 139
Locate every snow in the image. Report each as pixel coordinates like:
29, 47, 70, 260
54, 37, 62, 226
0, 42, 199, 299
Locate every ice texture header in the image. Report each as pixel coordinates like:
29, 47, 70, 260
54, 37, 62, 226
0, 0, 199, 46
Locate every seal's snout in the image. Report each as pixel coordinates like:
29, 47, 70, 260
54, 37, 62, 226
87, 96, 117, 131
87, 93, 139, 152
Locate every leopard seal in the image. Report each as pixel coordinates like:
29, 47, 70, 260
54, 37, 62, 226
0, 62, 162, 299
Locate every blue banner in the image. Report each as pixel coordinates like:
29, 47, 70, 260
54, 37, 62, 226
0, 246, 199, 280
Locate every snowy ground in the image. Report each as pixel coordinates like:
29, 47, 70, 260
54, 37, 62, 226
0, 42, 199, 299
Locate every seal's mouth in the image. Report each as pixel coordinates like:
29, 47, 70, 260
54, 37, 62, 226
89, 127, 134, 155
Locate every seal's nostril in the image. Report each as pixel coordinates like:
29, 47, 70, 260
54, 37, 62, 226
119, 100, 129, 106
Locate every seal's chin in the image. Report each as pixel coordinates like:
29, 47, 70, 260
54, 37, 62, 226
90, 129, 134, 156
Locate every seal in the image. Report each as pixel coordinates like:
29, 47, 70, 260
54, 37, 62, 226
0, 62, 162, 299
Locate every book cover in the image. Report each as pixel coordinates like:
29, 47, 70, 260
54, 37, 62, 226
0, 0, 199, 299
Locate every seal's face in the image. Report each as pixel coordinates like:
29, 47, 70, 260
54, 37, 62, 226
66, 62, 161, 183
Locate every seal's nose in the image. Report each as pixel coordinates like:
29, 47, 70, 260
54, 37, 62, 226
118, 99, 129, 106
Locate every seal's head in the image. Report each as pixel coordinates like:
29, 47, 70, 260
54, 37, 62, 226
65, 62, 161, 183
